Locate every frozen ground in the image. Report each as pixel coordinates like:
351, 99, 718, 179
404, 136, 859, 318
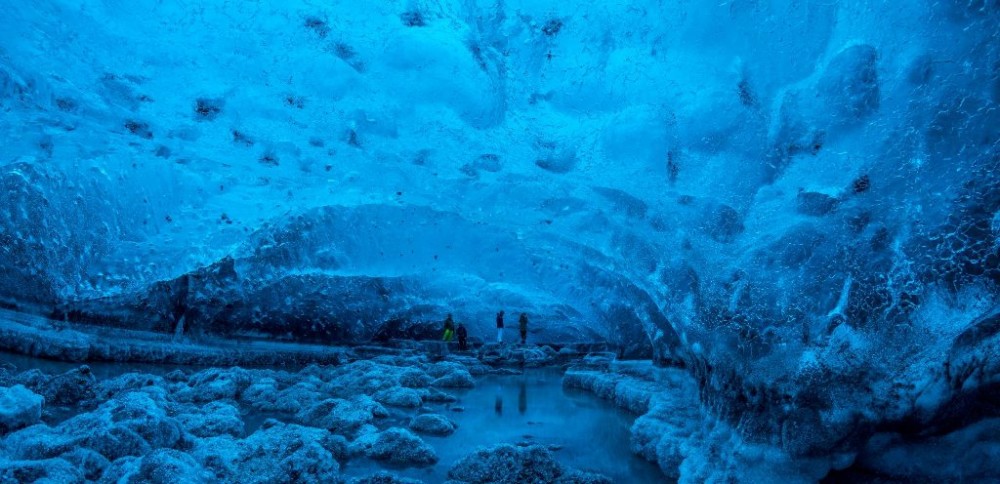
0, 352, 653, 483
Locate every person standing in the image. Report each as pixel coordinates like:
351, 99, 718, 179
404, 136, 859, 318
443, 314, 455, 342
456, 322, 468, 351
519, 313, 529, 345
496, 310, 505, 344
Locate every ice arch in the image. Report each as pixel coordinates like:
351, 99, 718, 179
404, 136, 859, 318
1, 0, 999, 478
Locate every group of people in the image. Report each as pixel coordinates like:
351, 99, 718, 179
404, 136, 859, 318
442, 310, 529, 350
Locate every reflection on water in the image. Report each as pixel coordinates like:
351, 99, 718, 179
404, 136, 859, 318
494, 386, 503, 416
418, 368, 665, 483
518, 381, 527, 415
494, 381, 527, 417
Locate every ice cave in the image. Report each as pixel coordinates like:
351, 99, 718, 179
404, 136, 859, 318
0, 0, 998, 482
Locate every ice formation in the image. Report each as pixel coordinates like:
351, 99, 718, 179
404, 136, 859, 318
1, 0, 999, 482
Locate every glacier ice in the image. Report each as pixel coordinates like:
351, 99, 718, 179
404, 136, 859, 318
1, 0, 999, 481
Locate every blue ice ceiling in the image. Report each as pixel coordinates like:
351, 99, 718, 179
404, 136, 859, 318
1, 0, 999, 379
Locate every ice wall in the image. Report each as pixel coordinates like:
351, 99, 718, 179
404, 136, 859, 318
1, 0, 999, 477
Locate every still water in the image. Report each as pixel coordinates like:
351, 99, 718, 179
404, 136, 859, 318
343, 368, 666, 483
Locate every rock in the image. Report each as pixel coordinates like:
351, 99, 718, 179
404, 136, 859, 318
242, 377, 325, 414
164, 370, 188, 383
94, 372, 166, 400
349, 394, 390, 418
0, 364, 13, 387
0, 384, 43, 433
12, 369, 49, 393
373, 386, 424, 408
447, 444, 610, 484
0, 457, 85, 483
294, 398, 379, 437
59, 448, 110, 481
398, 368, 433, 388
182, 367, 252, 402
3, 424, 77, 460
329, 361, 407, 395
106, 449, 216, 484
428, 364, 475, 388
177, 401, 245, 438
424, 388, 458, 403
39, 366, 96, 405
8, 391, 186, 462
409, 413, 457, 436
519, 347, 553, 366
233, 422, 346, 483
240, 377, 279, 408
354, 427, 438, 466
433, 371, 474, 388
99, 456, 140, 483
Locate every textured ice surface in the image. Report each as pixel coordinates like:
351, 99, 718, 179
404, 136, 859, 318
1, 0, 1000, 481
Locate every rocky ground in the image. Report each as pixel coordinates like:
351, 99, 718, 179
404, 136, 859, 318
0, 342, 625, 484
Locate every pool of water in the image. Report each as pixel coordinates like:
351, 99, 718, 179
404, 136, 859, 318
342, 368, 667, 483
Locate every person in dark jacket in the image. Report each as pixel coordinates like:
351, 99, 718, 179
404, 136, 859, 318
456, 323, 468, 351
519, 313, 529, 345
496, 310, 505, 344
443, 314, 455, 342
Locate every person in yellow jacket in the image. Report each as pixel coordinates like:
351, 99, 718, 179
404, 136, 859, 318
443, 314, 456, 342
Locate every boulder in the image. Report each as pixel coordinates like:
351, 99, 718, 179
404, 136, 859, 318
0, 384, 43, 433
233, 422, 346, 483
99, 449, 215, 484
447, 444, 610, 484
38, 366, 96, 405
409, 413, 457, 436
353, 427, 438, 466
176, 401, 245, 438
373, 386, 424, 408
182, 367, 252, 402
0, 457, 84, 483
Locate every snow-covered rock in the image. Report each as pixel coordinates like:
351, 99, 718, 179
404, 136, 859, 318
99, 449, 215, 484
447, 444, 611, 484
176, 401, 244, 438
351, 427, 437, 466
0, 457, 85, 483
408, 413, 456, 436
0, 384, 43, 433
